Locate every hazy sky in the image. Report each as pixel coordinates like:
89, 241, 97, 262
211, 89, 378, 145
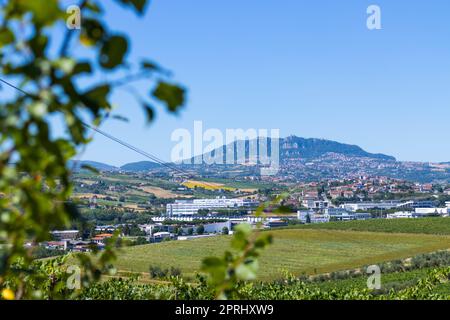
68, 1, 450, 164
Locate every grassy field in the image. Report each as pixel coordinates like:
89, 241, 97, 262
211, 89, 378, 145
138, 186, 191, 199
113, 229, 450, 281
292, 218, 450, 235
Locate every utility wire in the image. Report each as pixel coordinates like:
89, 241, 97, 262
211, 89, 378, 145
0, 78, 32, 96
0, 76, 204, 182
80, 121, 191, 176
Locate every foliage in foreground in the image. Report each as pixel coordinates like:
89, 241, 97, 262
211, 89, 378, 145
76, 266, 450, 301
0, 0, 185, 299
1, 0, 449, 301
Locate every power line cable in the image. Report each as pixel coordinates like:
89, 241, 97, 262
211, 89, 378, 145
80, 121, 191, 176
0, 76, 222, 187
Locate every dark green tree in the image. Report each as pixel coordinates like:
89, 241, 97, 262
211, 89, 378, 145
306, 213, 312, 224
196, 224, 205, 235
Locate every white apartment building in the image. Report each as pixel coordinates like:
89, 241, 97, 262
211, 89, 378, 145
302, 199, 329, 210
166, 197, 258, 216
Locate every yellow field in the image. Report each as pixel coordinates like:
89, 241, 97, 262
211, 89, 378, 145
138, 186, 192, 199
182, 180, 236, 191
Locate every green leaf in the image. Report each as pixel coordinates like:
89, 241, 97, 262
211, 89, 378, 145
81, 85, 111, 115
81, 18, 106, 46
143, 104, 155, 122
53, 58, 76, 74
235, 259, 258, 281
72, 62, 92, 75
140, 60, 170, 75
84, 85, 110, 102
99, 35, 128, 69
29, 102, 48, 118
63, 202, 80, 221
116, 0, 148, 15
85, 1, 102, 13
234, 223, 252, 236
111, 114, 129, 122
202, 257, 225, 269
28, 34, 49, 57
254, 234, 273, 249
80, 164, 100, 174
141, 60, 159, 70
18, 0, 63, 27
201, 257, 227, 284
0, 28, 14, 47
231, 224, 252, 250
152, 81, 186, 112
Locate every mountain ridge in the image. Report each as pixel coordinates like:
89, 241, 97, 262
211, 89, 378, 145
189, 135, 396, 164
280, 136, 395, 161
68, 160, 119, 172
72, 135, 398, 171
68, 134, 450, 183
120, 161, 161, 172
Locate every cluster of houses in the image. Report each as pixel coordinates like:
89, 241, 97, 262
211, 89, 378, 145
297, 201, 450, 224
44, 230, 113, 252
262, 177, 450, 215
297, 176, 445, 203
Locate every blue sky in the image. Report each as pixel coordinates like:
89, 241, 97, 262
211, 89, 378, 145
75, 0, 450, 165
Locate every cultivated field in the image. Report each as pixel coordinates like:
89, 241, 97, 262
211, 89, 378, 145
294, 218, 450, 235
182, 180, 236, 191
138, 186, 191, 199
113, 228, 450, 280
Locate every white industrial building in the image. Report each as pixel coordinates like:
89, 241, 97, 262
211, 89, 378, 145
415, 207, 449, 215
325, 208, 349, 215
166, 197, 258, 216
50, 230, 79, 241
340, 200, 440, 212
297, 210, 330, 224
203, 221, 232, 234
386, 212, 428, 219
340, 201, 400, 212
387, 212, 415, 219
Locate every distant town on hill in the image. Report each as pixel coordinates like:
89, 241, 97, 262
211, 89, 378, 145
70, 135, 450, 183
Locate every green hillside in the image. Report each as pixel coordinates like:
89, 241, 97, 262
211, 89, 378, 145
113, 228, 450, 281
